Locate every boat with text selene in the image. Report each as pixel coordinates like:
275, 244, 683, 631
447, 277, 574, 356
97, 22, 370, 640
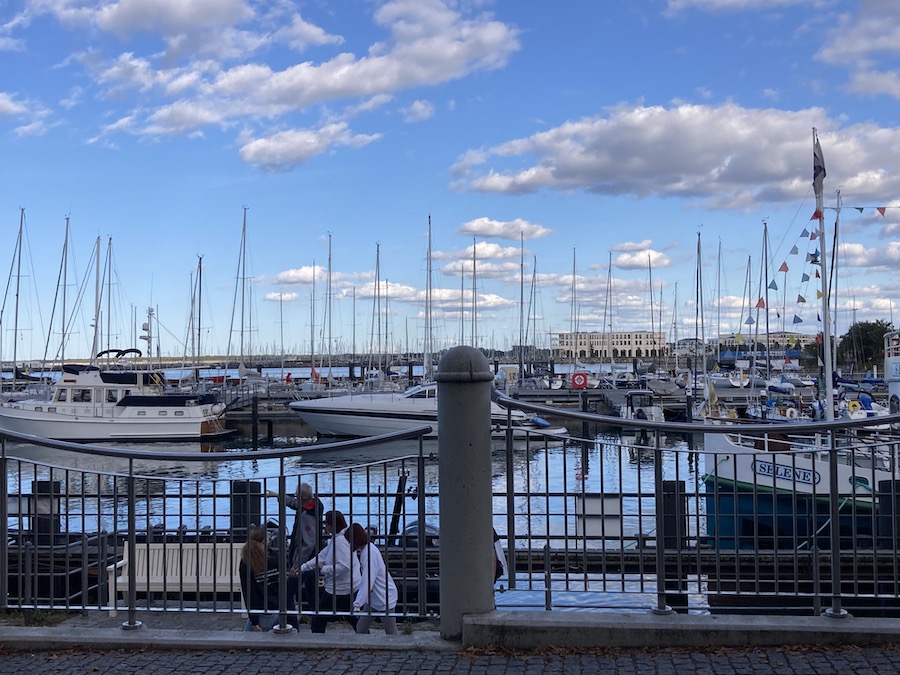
288, 381, 567, 439
0, 356, 230, 442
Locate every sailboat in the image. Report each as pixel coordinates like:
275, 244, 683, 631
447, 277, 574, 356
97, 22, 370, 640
0, 238, 230, 442
702, 130, 899, 548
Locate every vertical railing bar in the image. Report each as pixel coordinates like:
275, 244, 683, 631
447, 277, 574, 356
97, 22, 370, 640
0, 438, 8, 611
417, 434, 427, 617
123, 456, 141, 629
826, 428, 848, 618
274, 459, 291, 633
505, 412, 516, 591
652, 428, 671, 615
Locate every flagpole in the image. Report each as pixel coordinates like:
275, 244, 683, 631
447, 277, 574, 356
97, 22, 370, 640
814, 127, 835, 422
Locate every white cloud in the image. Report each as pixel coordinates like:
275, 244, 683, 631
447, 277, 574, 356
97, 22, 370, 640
452, 102, 900, 208
402, 99, 435, 123
95, 0, 254, 37
0, 92, 28, 115
457, 216, 552, 240
613, 249, 672, 270
274, 13, 345, 52
264, 291, 300, 302
239, 122, 381, 170
275, 265, 325, 285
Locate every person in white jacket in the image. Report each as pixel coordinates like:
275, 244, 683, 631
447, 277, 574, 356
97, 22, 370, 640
346, 523, 398, 635
300, 510, 360, 633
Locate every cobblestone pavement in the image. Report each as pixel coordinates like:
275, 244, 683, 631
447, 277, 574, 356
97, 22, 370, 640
2, 644, 900, 674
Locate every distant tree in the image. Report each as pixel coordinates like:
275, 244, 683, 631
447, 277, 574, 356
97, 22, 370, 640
835, 320, 893, 372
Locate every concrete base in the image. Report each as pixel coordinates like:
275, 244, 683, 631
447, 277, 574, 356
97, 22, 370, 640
462, 610, 900, 649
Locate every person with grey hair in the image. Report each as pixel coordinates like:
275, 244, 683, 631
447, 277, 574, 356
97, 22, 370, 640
270, 481, 323, 610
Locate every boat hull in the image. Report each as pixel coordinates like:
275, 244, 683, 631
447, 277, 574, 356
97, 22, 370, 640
289, 391, 566, 439
703, 430, 900, 549
0, 402, 228, 442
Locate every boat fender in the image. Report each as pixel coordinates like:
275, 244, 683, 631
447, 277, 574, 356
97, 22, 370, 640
211, 403, 225, 415
531, 416, 551, 428
786, 407, 798, 419
571, 372, 588, 389
848, 400, 862, 413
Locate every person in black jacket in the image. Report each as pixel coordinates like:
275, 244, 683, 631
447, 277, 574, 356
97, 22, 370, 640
239, 526, 295, 631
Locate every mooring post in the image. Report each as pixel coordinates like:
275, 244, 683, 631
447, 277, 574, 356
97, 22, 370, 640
437, 346, 495, 641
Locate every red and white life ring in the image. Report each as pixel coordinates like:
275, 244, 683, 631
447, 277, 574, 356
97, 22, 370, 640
571, 372, 589, 389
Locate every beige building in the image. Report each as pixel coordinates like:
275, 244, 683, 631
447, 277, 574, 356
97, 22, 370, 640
716, 331, 819, 351
552, 331, 668, 361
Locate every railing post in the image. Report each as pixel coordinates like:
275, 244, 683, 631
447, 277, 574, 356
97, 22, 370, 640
122, 458, 142, 629
273, 463, 292, 634
825, 429, 848, 619
652, 432, 674, 615
437, 346, 495, 641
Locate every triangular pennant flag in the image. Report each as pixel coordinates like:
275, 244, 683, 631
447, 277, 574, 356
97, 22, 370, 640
797, 294, 806, 303
815, 269, 820, 278
817, 313, 821, 322
878, 207, 886, 217
855, 207, 864, 213
745, 316, 755, 325
810, 230, 818, 240
755, 297, 766, 308
768, 280, 778, 290
790, 245, 799, 255
792, 315, 803, 324
801, 272, 810, 282
810, 210, 822, 220
778, 262, 789, 273
776, 310, 781, 319
801, 228, 809, 237
735, 332, 744, 343
806, 252, 819, 263
816, 290, 823, 299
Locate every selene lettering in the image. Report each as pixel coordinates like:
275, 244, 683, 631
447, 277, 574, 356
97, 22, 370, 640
753, 461, 818, 485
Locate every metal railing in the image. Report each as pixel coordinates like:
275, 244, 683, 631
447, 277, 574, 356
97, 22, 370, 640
4, 396, 900, 629
494, 392, 900, 617
1, 426, 436, 631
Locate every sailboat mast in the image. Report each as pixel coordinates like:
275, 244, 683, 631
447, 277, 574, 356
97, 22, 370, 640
519, 232, 525, 379
197, 255, 203, 366
648, 253, 654, 372
61, 216, 69, 364
471, 238, 477, 347
12, 208, 24, 379
814, 128, 835, 421
763, 221, 771, 381
326, 232, 333, 373
693, 232, 702, 392
424, 214, 433, 379
715, 239, 722, 364
105, 237, 113, 356
90, 237, 100, 363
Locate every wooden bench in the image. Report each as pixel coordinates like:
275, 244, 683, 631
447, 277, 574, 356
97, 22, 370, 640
107, 541, 245, 617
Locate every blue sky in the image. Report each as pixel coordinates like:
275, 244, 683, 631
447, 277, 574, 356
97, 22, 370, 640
2, 0, 900, 364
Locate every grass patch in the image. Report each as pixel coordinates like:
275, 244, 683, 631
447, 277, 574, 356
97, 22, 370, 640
1, 609, 76, 627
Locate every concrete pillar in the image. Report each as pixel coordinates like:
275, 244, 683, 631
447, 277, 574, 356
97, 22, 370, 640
437, 346, 495, 641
